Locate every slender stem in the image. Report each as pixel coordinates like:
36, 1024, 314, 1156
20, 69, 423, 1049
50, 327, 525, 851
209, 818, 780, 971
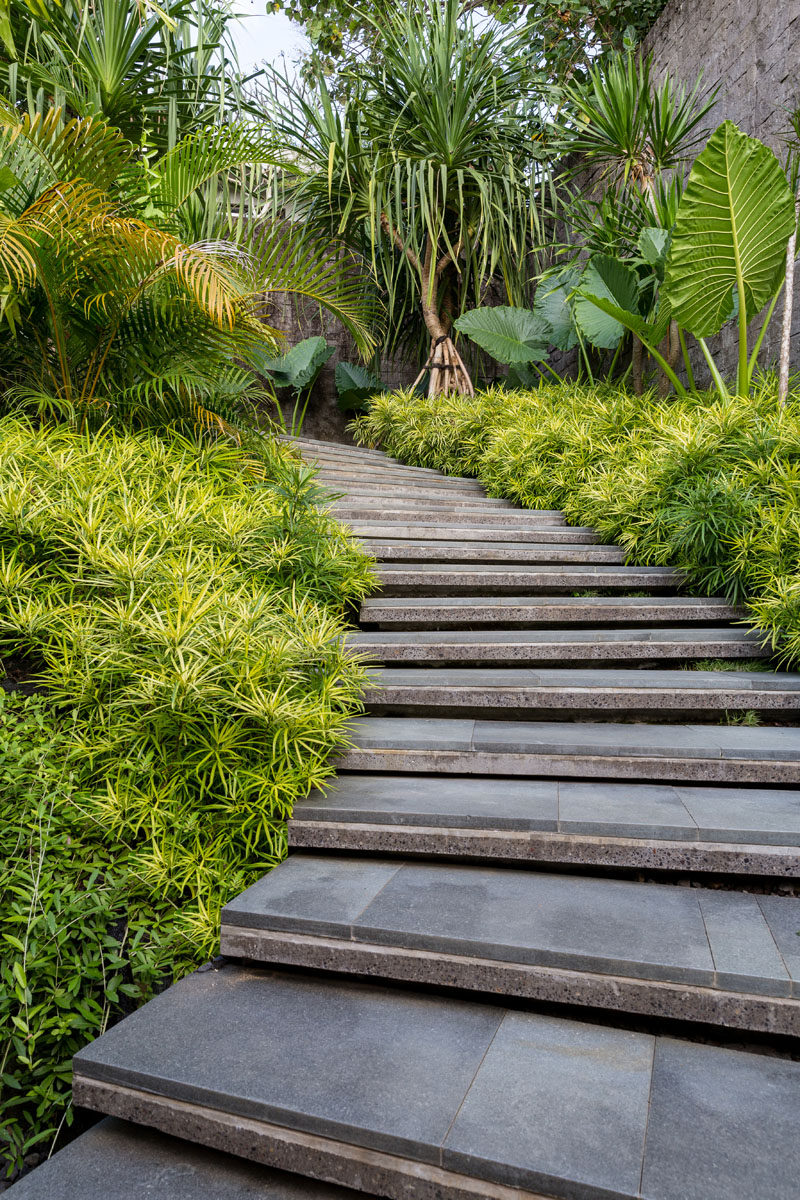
574, 327, 594, 384
607, 334, 625, 380
736, 277, 749, 396
697, 337, 730, 399
748, 285, 782, 384
678, 327, 696, 392
637, 337, 688, 398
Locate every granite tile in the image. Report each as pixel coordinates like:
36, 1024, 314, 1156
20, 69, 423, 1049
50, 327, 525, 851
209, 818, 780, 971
676, 785, 800, 845
353, 864, 716, 986
222, 856, 401, 936
74, 967, 503, 1164
641, 1038, 800, 1200
756, 895, 800, 995
5, 1118, 356, 1199
557, 782, 698, 840
444, 1012, 653, 1198
698, 890, 791, 996
296, 775, 559, 831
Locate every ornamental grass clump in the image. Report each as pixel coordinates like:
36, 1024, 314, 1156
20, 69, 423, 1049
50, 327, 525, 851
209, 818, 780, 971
0, 417, 374, 1176
354, 379, 800, 661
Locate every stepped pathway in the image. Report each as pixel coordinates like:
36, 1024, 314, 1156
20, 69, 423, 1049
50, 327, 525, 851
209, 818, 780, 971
23, 436, 800, 1199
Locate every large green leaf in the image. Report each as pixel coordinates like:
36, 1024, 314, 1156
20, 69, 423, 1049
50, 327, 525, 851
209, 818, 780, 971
638, 227, 670, 281
574, 255, 639, 349
532, 271, 578, 352
453, 306, 552, 364
663, 121, 796, 336
258, 337, 334, 391
335, 361, 383, 412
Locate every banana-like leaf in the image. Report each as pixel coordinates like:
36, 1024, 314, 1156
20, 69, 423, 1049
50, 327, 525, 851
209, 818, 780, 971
574, 254, 639, 349
532, 271, 578, 352
257, 337, 334, 391
663, 121, 796, 336
453, 305, 552, 364
638, 227, 670, 280
335, 361, 383, 412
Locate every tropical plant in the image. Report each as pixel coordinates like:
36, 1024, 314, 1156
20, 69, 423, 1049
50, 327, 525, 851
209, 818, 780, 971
1, 0, 256, 149
0, 416, 375, 1177
578, 122, 797, 399
778, 105, 800, 407
266, 0, 547, 396
0, 101, 376, 430
257, 335, 335, 433
334, 361, 385, 414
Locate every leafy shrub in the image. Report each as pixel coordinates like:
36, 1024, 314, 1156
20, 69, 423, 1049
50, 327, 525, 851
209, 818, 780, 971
354, 380, 800, 660
0, 417, 374, 1177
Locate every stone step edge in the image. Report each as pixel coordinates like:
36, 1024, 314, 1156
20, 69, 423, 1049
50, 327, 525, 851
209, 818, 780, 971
72, 1078, 551, 1200
219, 925, 799, 1038
286, 819, 800, 876
338, 748, 800, 785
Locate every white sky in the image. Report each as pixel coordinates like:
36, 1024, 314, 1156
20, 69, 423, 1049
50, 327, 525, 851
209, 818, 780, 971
228, 2, 310, 73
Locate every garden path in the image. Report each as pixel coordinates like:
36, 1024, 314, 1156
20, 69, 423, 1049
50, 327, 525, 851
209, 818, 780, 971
19, 437, 800, 1200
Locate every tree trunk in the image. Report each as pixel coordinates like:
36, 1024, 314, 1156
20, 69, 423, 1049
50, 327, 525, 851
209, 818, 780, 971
412, 256, 474, 397
779, 187, 800, 408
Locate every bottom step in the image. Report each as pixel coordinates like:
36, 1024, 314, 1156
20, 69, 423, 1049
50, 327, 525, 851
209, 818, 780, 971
5, 1117, 353, 1199
73, 965, 800, 1200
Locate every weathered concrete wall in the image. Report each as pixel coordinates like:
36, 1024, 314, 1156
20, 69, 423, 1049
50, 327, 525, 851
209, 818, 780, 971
644, 0, 800, 381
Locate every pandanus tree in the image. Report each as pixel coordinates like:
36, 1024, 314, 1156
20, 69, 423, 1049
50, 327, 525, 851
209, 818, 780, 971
266, 0, 543, 396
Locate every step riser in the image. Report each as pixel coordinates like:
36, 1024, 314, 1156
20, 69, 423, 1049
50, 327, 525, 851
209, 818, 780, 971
328, 493, 513, 509
360, 603, 739, 627
363, 544, 628, 563
287, 820, 800, 876
337, 748, 800, 785
316, 470, 483, 490
351, 646, 764, 666
72, 1079, 552, 1200
219, 926, 798, 1037
364, 695, 799, 720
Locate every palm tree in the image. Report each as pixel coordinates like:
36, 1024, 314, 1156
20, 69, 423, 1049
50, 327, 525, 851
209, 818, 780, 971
266, 0, 545, 396
0, 101, 376, 431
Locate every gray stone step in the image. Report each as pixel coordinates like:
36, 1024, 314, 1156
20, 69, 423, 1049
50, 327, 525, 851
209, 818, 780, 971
349, 627, 765, 665
348, 521, 599, 543
373, 564, 680, 595
323, 486, 513, 508
221, 855, 800, 1034
360, 595, 739, 627
72, 965, 800, 1200
338, 507, 567, 528
361, 666, 800, 719
339, 717, 800, 784
4, 1117, 356, 1199
289, 774, 800, 875
361, 538, 628, 563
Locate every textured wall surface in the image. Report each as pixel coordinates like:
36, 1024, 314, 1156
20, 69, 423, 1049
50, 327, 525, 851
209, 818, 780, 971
644, 0, 800, 380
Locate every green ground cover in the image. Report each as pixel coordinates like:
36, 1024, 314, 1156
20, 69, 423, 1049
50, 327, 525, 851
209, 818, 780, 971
0, 418, 374, 1175
355, 381, 800, 661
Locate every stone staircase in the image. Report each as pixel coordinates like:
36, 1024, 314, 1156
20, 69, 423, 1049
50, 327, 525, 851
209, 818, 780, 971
15, 435, 800, 1199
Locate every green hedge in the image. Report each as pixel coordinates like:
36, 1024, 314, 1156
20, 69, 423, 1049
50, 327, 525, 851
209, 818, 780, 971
354, 381, 800, 660
0, 419, 375, 1177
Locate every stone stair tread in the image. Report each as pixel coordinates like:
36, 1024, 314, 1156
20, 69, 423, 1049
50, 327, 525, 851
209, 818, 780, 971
376, 563, 675, 576
292, 774, 800, 846
72, 965, 800, 1200
347, 716, 800, 759
3, 1117, 353, 1200
314, 466, 483, 487
222, 854, 798, 999
362, 595, 731, 609
366, 666, 798, 691
339, 508, 568, 525
323, 489, 513, 507
349, 627, 763, 663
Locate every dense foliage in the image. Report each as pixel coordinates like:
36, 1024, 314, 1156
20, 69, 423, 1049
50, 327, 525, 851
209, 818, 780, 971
0, 418, 374, 1177
355, 382, 800, 659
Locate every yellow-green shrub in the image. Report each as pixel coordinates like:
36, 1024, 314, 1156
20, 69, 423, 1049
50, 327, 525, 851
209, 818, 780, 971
354, 380, 800, 660
0, 418, 374, 1176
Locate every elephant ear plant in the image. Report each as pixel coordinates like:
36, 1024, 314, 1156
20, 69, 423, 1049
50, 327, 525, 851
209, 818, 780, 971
578, 121, 798, 398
